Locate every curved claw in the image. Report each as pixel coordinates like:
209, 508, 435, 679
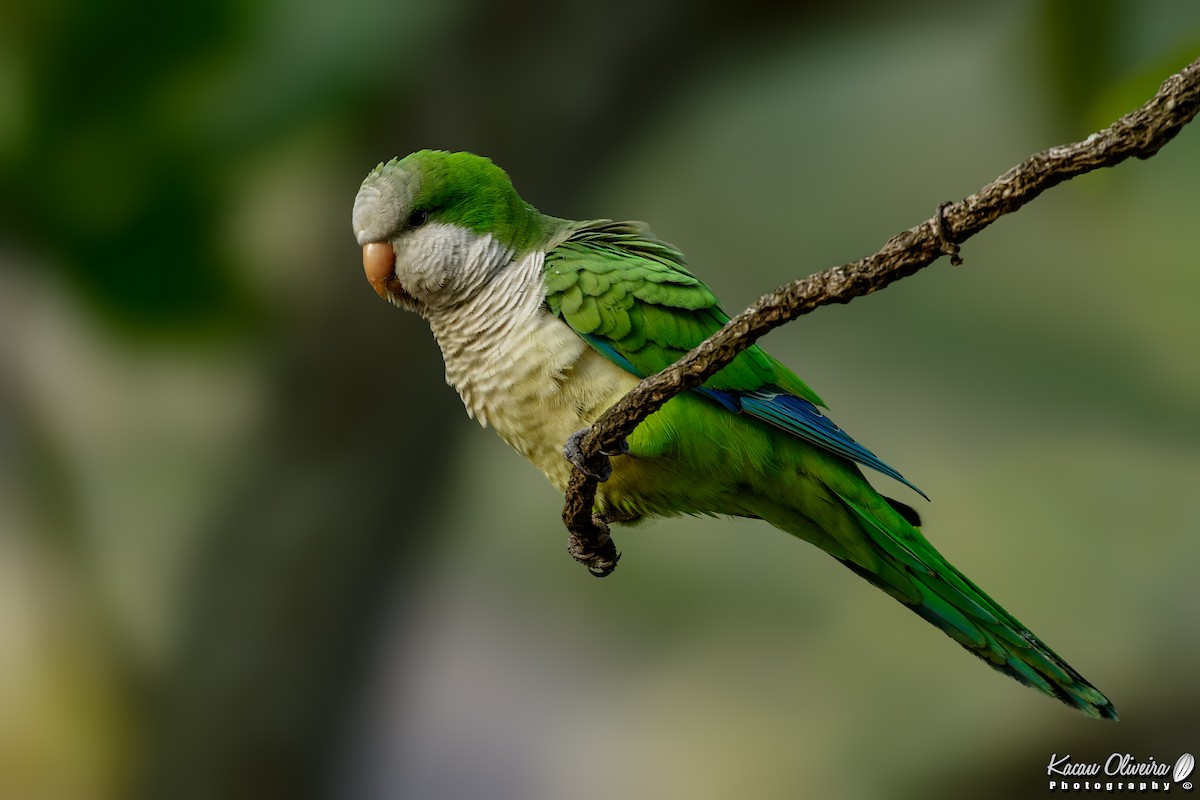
599, 438, 630, 458
586, 550, 621, 578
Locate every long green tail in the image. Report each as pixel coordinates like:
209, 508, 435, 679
830, 493, 1117, 719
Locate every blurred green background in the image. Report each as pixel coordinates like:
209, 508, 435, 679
2, 1, 1198, 798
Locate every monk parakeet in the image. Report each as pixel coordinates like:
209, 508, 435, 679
351, 149, 1116, 720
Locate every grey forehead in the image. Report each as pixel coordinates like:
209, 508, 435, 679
352, 166, 418, 245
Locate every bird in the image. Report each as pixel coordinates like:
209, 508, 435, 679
351, 149, 1116, 719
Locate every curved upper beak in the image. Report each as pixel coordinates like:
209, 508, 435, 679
362, 241, 396, 299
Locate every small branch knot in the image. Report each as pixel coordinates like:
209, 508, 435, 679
932, 201, 964, 267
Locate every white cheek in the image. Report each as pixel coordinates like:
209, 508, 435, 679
392, 252, 441, 302
393, 223, 512, 307
392, 229, 451, 299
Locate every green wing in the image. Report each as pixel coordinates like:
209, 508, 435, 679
543, 220, 925, 497
543, 220, 824, 404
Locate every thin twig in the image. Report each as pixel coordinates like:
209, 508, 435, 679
564, 56, 1200, 575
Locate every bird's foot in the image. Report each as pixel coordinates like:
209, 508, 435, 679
567, 514, 621, 578
563, 427, 629, 482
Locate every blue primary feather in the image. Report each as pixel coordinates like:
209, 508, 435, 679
581, 334, 925, 497
740, 389, 928, 499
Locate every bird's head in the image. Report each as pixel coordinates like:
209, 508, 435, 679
352, 150, 546, 313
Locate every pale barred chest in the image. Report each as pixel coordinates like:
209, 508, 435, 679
424, 252, 640, 489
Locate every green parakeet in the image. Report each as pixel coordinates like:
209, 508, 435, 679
351, 149, 1116, 720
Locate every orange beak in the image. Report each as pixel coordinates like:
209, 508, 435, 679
362, 241, 396, 299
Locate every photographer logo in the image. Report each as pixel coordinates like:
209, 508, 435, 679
1047, 752, 1193, 792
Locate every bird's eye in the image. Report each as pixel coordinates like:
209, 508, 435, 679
408, 209, 429, 228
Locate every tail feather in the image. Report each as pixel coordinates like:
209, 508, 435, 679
836, 495, 1117, 720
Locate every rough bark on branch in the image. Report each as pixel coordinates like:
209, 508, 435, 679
563, 56, 1200, 576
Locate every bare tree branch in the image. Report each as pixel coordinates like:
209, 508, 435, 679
563, 55, 1200, 577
